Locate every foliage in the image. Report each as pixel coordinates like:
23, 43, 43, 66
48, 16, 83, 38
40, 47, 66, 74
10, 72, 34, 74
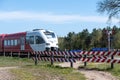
58, 26, 120, 50
97, 0, 120, 20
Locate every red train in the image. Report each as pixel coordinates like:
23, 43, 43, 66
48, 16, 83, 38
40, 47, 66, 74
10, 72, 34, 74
0, 29, 59, 56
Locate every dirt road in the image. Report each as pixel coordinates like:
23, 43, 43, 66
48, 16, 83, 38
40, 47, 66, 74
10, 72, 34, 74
80, 69, 118, 80
58, 62, 118, 80
0, 67, 17, 80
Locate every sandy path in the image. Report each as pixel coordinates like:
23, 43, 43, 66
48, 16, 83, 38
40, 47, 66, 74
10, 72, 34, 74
80, 69, 118, 80
0, 67, 18, 80
58, 62, 118, 80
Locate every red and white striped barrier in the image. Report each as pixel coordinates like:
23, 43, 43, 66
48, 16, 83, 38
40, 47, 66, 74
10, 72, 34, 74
34, 51, 120, 56
36, 51, 82, 57
79, 51, 120, 56
92, 55, 108, 59
31, 51, 120, 64
78, 58, 120, 63
38, 57, 76, 62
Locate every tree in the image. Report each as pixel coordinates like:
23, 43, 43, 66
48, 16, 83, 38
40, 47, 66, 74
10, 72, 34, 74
101, 28, 108, 47
58, 26, 120, 50
113, 30, 120, 48
58, 37, 64, 50
91, 28, 102, 47
85, 35, 92, 50
80, 29, 89, 50
63, 32, 76, 50
97, 0, 120, 20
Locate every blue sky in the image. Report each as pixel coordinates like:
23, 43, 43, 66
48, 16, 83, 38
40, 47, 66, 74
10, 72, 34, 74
0, 0, 119, 36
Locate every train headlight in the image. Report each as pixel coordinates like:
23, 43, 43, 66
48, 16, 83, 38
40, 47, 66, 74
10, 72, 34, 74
46, 43, 50, 45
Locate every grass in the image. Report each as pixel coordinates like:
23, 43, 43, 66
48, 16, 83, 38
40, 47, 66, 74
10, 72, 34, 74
11, 63, 85, 80
0, 57, 86, 80
0, 57, 33, 67
2, 56, 120, 80
80, 63, 120, 79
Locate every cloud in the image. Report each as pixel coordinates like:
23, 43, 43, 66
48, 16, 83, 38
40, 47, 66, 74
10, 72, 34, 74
0, 11, 119, 23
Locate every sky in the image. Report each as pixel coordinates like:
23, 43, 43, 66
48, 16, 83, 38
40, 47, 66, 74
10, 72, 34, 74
0, 0, 119, 36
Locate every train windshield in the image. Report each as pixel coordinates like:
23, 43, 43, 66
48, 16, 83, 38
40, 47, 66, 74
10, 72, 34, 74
44, 31, 56, 39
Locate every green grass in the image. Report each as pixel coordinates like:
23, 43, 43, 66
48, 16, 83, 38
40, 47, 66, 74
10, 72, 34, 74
0, 57, 33, 67
2, 56, 120, 80
12, 64, 85, 80
11, 63, 85, 80
1, 57, 120, 80
81, 63, 120, 79
0, 57, 86, 80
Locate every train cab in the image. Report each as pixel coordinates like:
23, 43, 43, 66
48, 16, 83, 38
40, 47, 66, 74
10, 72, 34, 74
26, 29, 59, 51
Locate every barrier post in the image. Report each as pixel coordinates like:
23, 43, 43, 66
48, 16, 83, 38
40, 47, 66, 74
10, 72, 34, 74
4, 52, 5, 57
35, 52, 38, 65
18, 52, 20, 58
84, 55, 87, 67
10, 52, 12, 57
70, 62, 73, 68
111, 55, 114, 69
28, 52, 30, 59
70, 54, 73, 68
51, 51, 54, 65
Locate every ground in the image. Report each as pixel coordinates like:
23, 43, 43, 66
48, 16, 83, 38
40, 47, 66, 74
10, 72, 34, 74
0, 62, 118, 80
0, 67, 17, 80
58, 62, 118, 80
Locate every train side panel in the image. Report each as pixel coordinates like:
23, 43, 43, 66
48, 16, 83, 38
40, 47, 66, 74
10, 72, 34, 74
4, 32, 33, 52
0, 34, 6, 52
0, 35, 2, 52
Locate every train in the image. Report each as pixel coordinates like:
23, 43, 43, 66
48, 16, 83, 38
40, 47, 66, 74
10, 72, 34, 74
0, 29, 59, 55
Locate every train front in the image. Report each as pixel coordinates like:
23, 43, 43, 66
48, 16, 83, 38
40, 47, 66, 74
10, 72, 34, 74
40, 29, 59, 51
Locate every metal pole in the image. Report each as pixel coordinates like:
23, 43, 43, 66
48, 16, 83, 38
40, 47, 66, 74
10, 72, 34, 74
70, 53, 73, 68
108, 31, 110, 51
110, 33, 114, 69
35, 52, 38, 65
51, 51, 54, 65
84, 55, 87, 67
70, 61, 73, 68
28, 52, 30, 59
4, 52, 5, 57
111, 55, 114, 69
18, 52, 20, 58
108, 30, 114, 69
11, 51, 12, 57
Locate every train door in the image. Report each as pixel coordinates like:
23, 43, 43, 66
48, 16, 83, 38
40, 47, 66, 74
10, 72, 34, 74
34, 36, 45, 51
20, 37, 25, 50
26, 32, 46, 51
27, 36, 45, 51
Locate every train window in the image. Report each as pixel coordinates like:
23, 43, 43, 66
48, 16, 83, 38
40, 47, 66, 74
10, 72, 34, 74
11, 40, 14, 46
4, 40, 7, 46
44, 31, 55, 39
35, 36, 45, 44
26, 36, 29, 44
14, 40, 17, 45
8, 40, 10, 46
29, 36, 34, 44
